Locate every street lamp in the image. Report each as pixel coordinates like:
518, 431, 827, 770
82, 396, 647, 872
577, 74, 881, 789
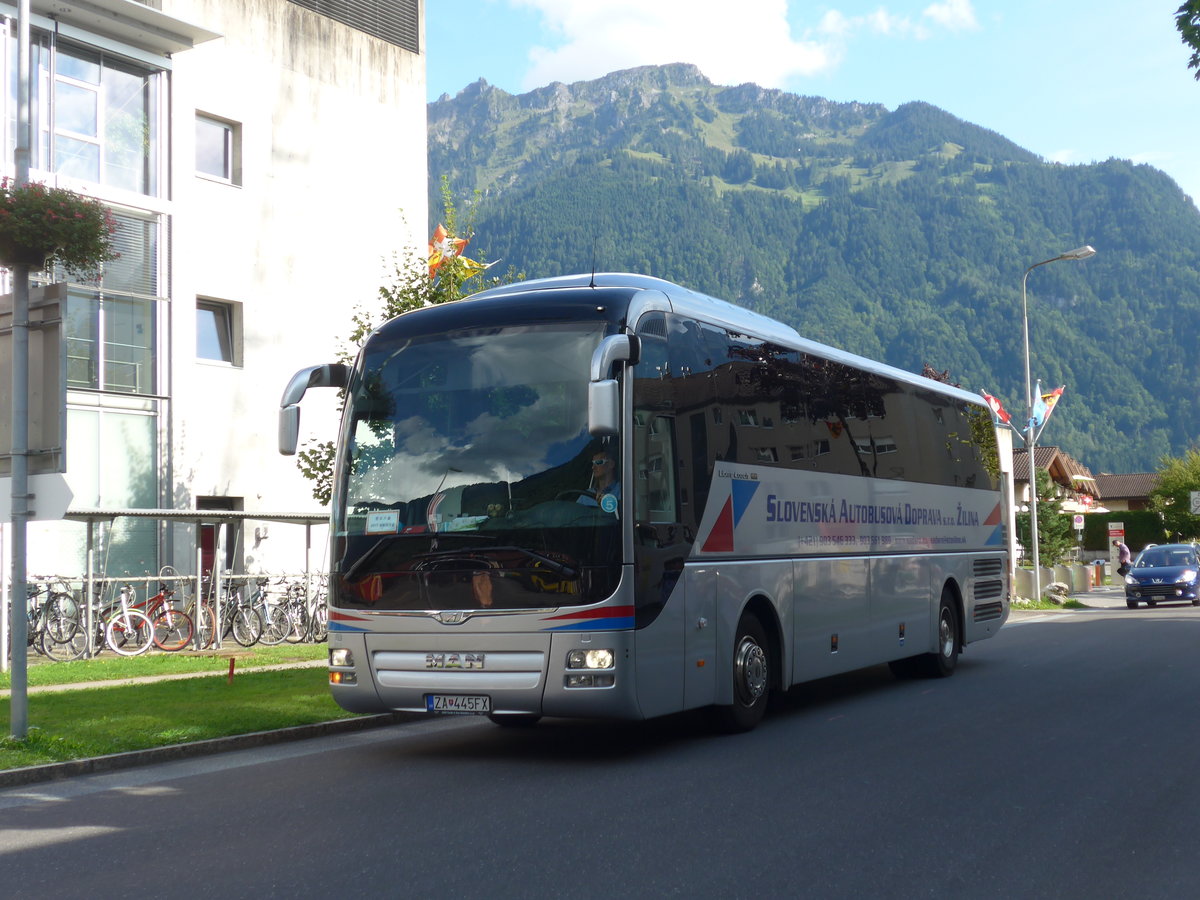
1021, 245, 1096, 603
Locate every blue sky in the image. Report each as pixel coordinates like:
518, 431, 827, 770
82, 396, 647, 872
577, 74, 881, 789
427, 1, 1200, 207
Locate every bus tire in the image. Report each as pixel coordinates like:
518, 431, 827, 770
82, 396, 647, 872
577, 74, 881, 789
917, 589, 961, 678
714, 612, 771, 733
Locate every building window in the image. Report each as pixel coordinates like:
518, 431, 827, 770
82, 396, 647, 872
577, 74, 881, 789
66, 292, 156, 394
59, 208, 160, 394
65, 406, 159, 575
15, 36, 163, 195
196, 114, 241, 184
197, 299, 241, 365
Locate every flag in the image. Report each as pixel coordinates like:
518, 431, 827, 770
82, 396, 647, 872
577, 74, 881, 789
980, 391, 1011, 424
427, 223, 465, 277
1030, 381, 1049, 428
427, 223, 484, 279
1040, 385, 1065, 425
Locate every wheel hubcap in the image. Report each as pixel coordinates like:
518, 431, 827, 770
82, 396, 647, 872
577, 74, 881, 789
734, 636, 767, 706
939, 609, 955, 658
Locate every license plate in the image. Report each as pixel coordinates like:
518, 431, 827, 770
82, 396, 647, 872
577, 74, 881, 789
426, 694, 491, 714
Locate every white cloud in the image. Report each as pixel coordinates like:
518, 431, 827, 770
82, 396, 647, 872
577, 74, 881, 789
509, 1, 982, 92
923, 0, 979, 32
513, 0, 836, 91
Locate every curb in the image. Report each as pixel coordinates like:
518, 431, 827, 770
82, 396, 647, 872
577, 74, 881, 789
0, 712, 413, 790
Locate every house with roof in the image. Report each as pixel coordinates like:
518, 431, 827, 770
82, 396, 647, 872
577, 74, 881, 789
1012, 446, 1104, 515
1092, 473, 1158, 512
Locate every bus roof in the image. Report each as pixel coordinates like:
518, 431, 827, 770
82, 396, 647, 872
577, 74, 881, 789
443, 273, 986, 408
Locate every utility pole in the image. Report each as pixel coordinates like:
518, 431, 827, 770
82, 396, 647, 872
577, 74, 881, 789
8, 0, 33, 738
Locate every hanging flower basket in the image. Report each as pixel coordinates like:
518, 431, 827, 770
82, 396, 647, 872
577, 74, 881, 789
0, 177, 118, 276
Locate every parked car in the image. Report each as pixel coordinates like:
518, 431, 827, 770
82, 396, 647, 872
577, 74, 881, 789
1124, 543, 1200, 608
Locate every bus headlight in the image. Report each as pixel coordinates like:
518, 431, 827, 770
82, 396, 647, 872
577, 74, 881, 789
329, 647, 357, 685
565, 648, 615, 688
567, 648, 614, 669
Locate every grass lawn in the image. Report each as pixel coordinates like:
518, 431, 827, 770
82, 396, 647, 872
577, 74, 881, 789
0, 647, 365, 772
2, 643, 326, 689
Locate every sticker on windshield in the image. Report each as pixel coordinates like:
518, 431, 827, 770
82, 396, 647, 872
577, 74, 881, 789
600, 493, 619, 514
365, 511, 400, 534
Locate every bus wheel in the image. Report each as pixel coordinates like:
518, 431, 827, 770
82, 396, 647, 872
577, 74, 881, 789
488, 714, 541, 728
714, 613, 770, 733
920, 590, 960, 678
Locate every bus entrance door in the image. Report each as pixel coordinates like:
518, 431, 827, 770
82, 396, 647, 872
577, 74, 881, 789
683, 565, 717, 708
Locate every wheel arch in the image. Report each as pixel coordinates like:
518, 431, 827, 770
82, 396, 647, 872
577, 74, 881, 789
741, 593, 784, 694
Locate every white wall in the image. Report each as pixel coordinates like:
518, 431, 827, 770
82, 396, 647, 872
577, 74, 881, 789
163, 0, 427, 573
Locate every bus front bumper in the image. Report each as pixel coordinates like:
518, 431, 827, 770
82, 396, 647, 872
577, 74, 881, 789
326, 629, 643, 720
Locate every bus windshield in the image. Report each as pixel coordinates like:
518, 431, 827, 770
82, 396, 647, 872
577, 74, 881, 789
333, 320, 623, 611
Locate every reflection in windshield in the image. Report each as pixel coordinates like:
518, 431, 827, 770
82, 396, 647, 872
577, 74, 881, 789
1134, 547, 1199, 569
333, 322, 622, 611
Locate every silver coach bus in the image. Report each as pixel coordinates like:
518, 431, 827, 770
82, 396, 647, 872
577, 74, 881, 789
280, 274, 1010, 731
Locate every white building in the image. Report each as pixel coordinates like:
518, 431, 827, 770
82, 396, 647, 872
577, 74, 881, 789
4, 0, 427, 581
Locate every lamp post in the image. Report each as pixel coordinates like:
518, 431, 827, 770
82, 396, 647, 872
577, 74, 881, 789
1021, 245, 1096, 603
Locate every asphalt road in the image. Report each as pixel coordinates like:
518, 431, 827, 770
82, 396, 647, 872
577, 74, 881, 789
3, 598, 1200, 898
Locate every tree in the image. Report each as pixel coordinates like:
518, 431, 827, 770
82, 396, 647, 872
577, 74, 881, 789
1015, 469, 1077, 569
1179, 1, 1200, 80
1149, 447, 1200, 540
294, 177, 522, 503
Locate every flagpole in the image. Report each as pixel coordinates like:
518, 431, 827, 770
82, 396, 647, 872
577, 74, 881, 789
1020, 264, 1043, 604
1020, 246, 1096, 603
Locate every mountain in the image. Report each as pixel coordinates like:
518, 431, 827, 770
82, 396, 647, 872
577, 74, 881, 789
428, 63, 1200, 474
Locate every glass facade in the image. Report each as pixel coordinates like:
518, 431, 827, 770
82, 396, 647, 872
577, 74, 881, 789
5, 20, 168, 577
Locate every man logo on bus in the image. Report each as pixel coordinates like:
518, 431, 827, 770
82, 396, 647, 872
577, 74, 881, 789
701, 479, 760, 553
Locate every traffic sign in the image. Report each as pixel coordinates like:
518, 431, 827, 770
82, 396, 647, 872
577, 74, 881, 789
0, 473, 73, 520
1191, 491, 1200, 515
1072, 514, 1085, 530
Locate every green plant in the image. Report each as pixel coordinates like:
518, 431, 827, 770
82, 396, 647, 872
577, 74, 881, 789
1149, 446, 1200, 540
1015, 469, 1077, 566
0, 177, 118, 276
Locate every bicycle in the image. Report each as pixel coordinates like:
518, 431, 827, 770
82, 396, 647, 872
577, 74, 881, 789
214, 580, 265, 647
280, 579, 328, 644
145, 583, 194, 652
248, 577, 293, 646
101, 583, 156, 656
26, 577, 86, 662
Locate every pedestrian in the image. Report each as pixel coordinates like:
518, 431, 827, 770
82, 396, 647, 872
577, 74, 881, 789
1114, 539, 1132, 576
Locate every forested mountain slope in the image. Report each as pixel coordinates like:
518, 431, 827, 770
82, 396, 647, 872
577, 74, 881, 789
428, 64, 1200, 473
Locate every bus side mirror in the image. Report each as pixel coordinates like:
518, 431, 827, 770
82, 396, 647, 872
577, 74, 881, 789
278, 363, 349, 455
587, 334, 639, 437
589, 380, 619, 436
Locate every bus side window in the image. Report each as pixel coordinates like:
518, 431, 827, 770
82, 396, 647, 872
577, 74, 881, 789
635, 413, 678, 524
